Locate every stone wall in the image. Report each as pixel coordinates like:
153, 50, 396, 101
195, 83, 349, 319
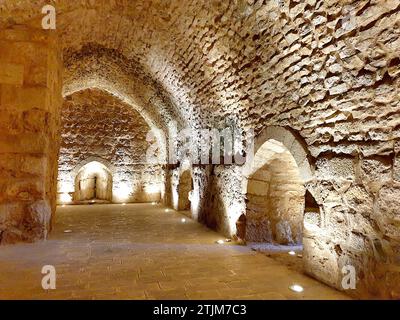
201, 165, 245, 237
246, 154, 304, 244
0, 26, 62, 244
303, 153, 400, 298
58, 89, 163, 203
0, 0, 399, 298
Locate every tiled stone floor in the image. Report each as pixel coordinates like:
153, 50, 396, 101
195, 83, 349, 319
0, 204, 350, 300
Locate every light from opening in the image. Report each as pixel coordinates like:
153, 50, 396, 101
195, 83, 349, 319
60, 193, 72, 204
289, 284, 304, 293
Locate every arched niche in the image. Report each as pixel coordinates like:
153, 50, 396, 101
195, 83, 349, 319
240, 126, 316, 246
244, 139, 305, 244
62, 48, 189, 166
73, 160, 113, 203
249, 126, 313, 182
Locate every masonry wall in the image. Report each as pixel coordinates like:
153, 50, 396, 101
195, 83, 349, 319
193, 124, 400, 298
1, 0, 399, 299
186, 2, 400, 298
246, 155, 304, 245
0, 26, 62, 244
57, 89, 163, 204
303, 154, 400, 299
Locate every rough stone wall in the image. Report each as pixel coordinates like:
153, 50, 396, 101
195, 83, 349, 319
58, 89, 163, 203
0, 2, 399, 133
1, 0, 400, 298
202, 165, 245, 237
246, 155, 304, 244
190, 1, 400, 298
0, 26, 62, 244
304, 153, 400, 298
62, 46, 183, 136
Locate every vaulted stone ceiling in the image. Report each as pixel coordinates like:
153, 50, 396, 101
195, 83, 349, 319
1, 0, 400, 298
2, 0, 398, 158
63, 45, 182, 131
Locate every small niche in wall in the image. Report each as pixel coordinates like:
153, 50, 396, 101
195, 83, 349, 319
236, 214, 247, 242
304, 190, 321, 228
74, 161, 113, 204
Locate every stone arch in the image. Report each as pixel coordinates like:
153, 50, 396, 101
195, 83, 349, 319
62, 49, 178, 165
243, 139, 305, 244
74, 161, 113, 203
71, 156, 116, 178
239, 126, 316, 245
58, 156, 116, 204
63, 85, 167, 166
251, 126, 313, 183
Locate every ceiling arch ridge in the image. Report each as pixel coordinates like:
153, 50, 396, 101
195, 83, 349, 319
63, 44, 186, 130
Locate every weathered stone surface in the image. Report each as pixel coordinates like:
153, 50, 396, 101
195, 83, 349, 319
0, 0, 399, 299
58, 89, 163, 203
0, 26, 62, 244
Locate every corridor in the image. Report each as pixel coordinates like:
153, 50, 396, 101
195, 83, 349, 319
0, 204, 348, 300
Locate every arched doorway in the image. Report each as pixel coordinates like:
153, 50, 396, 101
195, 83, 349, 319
177, 170, 193, 211
244, 139, 305, 244
239, 126, 319, 277
74, 161, 113, 203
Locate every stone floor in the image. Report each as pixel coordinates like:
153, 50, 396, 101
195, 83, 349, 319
0, 204, 350, 300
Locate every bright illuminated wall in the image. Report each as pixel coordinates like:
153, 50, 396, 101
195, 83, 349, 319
57, 89, 163, 204
74, 161, 113, 202
202, 165, 245, 237
245, 140, 305, 244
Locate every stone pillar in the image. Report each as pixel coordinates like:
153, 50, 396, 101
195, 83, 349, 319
0, 26, 62, 244
163, 166, 173, 206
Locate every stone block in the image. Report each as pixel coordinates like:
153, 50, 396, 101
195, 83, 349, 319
316, 156, 355, 180
376, 186, 400, 240
0, 133, 49, 154
360, 156, 392, 185
0, 62, 24, 85
303, 236, 340, 289
0, 178, 45, 202
0, 154, 45, 177
343, 185, 373, 216
0, 85, 49, 111
247, 179, 269, 196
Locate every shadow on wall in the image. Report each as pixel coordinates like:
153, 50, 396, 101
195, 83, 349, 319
122, 181, 162, 203
201, 166, 232, 234
177, 170, 193, 211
